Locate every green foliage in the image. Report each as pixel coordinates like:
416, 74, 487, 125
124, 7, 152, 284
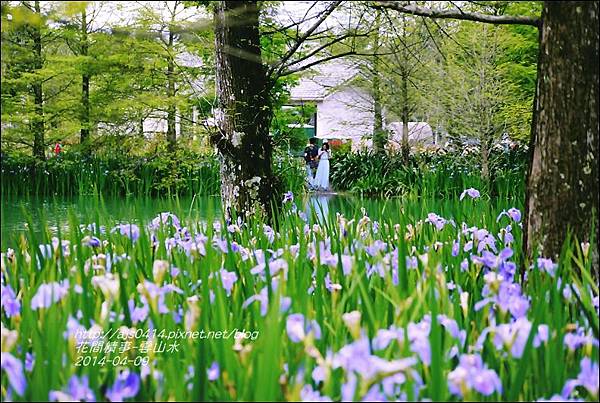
330, 146, 528, 198
1, 143, 307, 198
1, 148, 221, 197
271, 103, 316, 153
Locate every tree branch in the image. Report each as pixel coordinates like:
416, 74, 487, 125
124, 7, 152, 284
279, 51, 357, 76
278, 31, 367, 75
268, 0, 344, 78
371, 1, 540, 27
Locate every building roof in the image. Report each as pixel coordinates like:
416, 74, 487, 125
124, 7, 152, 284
288, 59, 360, 102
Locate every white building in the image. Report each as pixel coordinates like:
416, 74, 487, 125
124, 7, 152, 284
288, 60, 437, 151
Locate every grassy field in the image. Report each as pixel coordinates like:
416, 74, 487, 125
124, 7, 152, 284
1, 191, 598, 401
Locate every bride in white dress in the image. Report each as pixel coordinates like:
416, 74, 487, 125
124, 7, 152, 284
313, 143, 331, 191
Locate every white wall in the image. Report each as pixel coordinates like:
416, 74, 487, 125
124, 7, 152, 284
316, 86, 373, 141
142, 112, 181, 138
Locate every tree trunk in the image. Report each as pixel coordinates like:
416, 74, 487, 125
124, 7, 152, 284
401, 70, 409, 162
213, 1, 276, 219
32, 0, 45, 161
372, 10, 385, 154
525, 1, 599, 276
481, 137, 490, 182
167, 28, 177, 152
80, 8, 90, 146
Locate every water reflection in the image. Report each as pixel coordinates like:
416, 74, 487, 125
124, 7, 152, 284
305, 193, 332, 223
2, 193, 422, 250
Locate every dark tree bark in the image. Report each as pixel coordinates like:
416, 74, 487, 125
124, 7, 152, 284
372, 1, 540, 26
525, 2, 599, 274
213, 1, 276, 219
31, 0, 45, 160
166, 22, 177, 152
80, 8, 90, 146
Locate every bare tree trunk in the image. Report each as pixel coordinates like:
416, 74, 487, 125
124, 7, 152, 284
80, 8, 90, 146
32, 0, 45, 161
372, 10, 385, 154
166, 26, 177, 152
401, 70, 409, 162
525, 2, 599, 276
213, 1, 276, 219
481, 137, 490, 182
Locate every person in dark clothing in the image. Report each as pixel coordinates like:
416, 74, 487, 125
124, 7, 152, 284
304, 137, 318, 189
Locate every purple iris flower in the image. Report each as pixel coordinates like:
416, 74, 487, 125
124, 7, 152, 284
477, 233, 498, 253
111, 223, 140, 242
242, 284, 290, 317
212, 236, 228, 254
341, 255, 354, 276
207, 361, 220, 381
220, 269, 238, 296
49, 375, 95, 401
25, 352, 35, 372
561, 357, 599, 399
448, 354, 502, 397
563, 328, 599, 351
1, 283, 21, 317
150, 212, 181, 231
438, 314, 466, 346
537, 257, 558, 277
283, 191, 294, 204
496, 281, 530, 319
84, 236, 101, 248
497, 208, 522, 223
492, 317, 532, 358
341, 372, 358, 401
406, 256, 418, 270
408, 318, 431, 365
324, 273, 342, 292
286, 313, 322, 343
106, 370, 140, 402
373, 326, 404, 351
333, 336, 373, 376
472, 247, 513, 269
137, 280, 183, 315
31, 280, 70, 310
1, 352, 26, 396
365, 240, 387, 257
460, 188, 480, 200
426, 213, 447, 231
128, 299, 149, 324
533, 324, 550, 348
300, 384, 332, 402
263, 225, 275, 243
452, 240, 460, 257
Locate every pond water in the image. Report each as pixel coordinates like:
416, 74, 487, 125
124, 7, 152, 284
1, 193, 516, 250
0, 193, 403, 250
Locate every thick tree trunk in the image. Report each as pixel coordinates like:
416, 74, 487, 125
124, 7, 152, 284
213, 1, 276, 219
32, 0, 45, 161
80, 8, 90, 146
525, 2, 599, 275
167, 28, 176, 152
401, 71, 409, 162
372, 10, 385, 154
